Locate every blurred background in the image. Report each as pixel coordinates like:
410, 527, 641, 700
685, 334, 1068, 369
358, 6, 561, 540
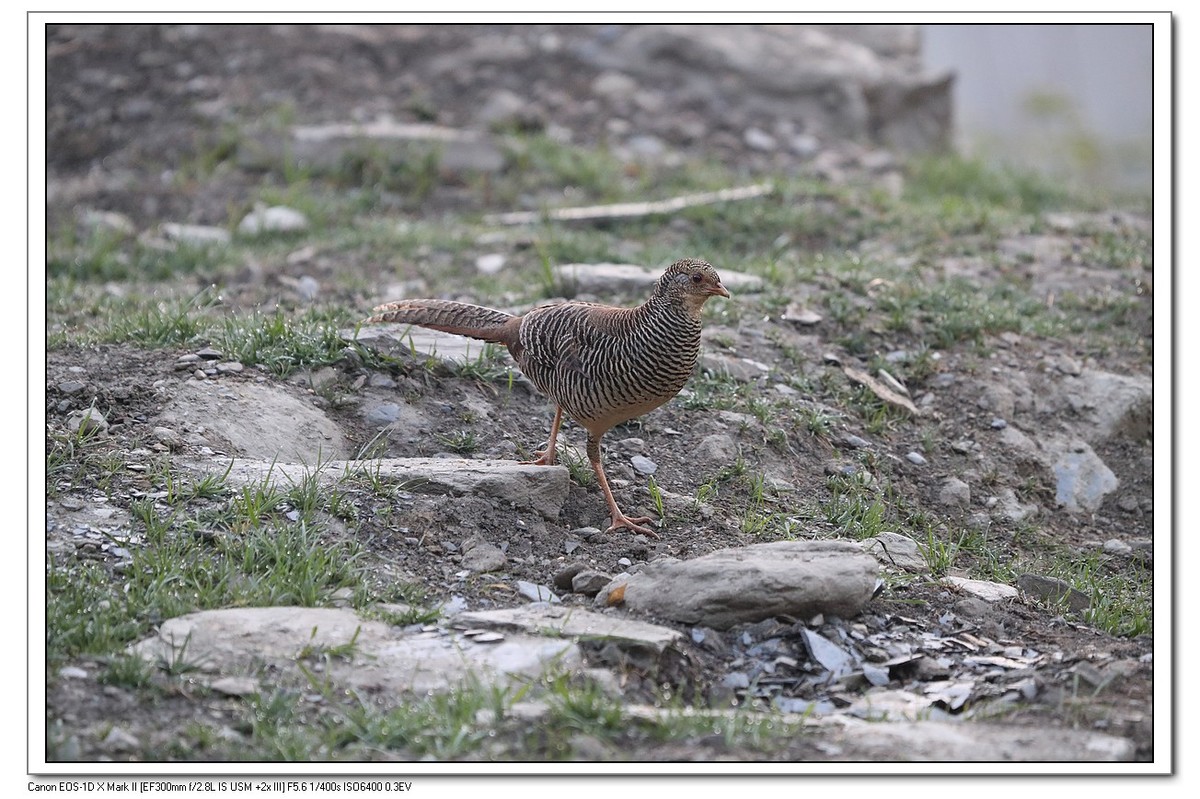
45, 21, 1158, 236
923, 24, 1153, 196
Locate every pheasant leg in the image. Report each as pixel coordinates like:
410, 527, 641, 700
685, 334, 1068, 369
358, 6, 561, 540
587, 433, 659, 537
522, 405, 564, 466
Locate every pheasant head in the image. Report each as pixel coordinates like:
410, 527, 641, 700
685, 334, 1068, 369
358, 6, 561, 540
654, 258, 730, 314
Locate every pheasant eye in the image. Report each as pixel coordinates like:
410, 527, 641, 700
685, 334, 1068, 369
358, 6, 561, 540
691, 273, 704, 283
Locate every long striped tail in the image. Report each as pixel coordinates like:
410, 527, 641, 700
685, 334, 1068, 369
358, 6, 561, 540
362, 299, 520, 346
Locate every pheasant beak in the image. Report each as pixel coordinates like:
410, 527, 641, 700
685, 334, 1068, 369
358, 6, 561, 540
708, 282, 731, 299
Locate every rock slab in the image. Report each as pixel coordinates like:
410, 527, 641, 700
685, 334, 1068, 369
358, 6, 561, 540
613, 540, 879, 630
128, 606, 579, 697
199, 457, 570, 521
457, 604, 684, 653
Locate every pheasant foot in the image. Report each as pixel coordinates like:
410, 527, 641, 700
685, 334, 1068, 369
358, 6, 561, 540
606, 512, 660, 538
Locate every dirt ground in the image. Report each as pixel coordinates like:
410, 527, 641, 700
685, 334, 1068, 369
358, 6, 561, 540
43, 23, 1157, 764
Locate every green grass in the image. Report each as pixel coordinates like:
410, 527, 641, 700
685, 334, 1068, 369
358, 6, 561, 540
159, 668, 809, 761
1024, 549, 1152, 637
45, 458, 436, 670
820, 472, 890, 540
903, 154, 1075, 214
435, 429, 481, 455
47, 225, 226, 284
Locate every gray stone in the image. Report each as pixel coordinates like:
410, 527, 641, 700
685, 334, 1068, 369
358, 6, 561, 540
460, 539, 508, 573
457, 604, 682, 653
209, 676, 260, 697
58, 380, 87, 394
863, 532, 927, 573
553, 562, 590, 591
699, 352, 770, 382
1103, 538, 1132, 555
1016, 574, 1090, 614
474, 89, 534, 128
997, 424, 1041, 458
592, 70, 639, 99
355, 326, 515, 374
611, 540, 879, 630
516, 581, 560, 603
782, 304, 823, 326
289, 275, 321, 303
1056, 355, 1083, 376
611, 437, 645, 456
160, 223, 230, 246
475, 253, 506, 274
992, 488, 1039, 523
629, 455, 657, 475
199, 456, 569, 520
624, 134, 667, 159
571, 570, 614, 596
789, 133, 821, 157
722, 672, 751, 689
129, 607, 578, 697
953, 597, 994, 620
1059, 369, 1152, 443
938, 477, 971, 509
79, 208, 135, 235
238, 205, 309, 235
67, 408, 108, 435
364, 402, 401, 427
1053, 442, 1119, 513
944, 576, 1018, 602
811, 717, 1134, 762
743, 127, 778, 151
151, 426, 182, 450
905, 451, 927, 465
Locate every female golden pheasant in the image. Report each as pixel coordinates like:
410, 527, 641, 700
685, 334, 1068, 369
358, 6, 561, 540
363, 258, 730, 536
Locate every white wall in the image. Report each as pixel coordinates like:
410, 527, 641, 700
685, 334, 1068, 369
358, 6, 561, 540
921, 24, 1152, 192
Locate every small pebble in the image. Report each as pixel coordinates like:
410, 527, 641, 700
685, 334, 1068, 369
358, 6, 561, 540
630, 455, 657, 475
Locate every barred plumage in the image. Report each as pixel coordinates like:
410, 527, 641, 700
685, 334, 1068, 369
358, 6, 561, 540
363, 258, 730, 536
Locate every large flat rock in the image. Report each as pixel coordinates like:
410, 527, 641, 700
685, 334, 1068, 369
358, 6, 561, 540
612, 540, 879, 629
129, 606, 579, 697
456, 604, 684, 653
183, 456, 570, 520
